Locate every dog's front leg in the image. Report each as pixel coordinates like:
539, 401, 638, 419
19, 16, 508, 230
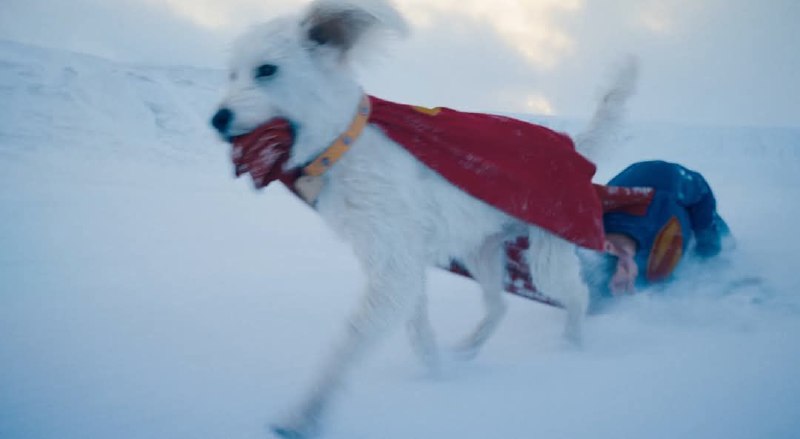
273, 246, 426, 439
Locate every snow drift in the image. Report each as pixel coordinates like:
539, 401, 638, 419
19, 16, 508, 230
1, 40, 799, 439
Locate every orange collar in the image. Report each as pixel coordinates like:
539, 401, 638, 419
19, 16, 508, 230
294, 95, 371, 204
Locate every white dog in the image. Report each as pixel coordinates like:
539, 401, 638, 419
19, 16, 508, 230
211, 1, 637, 437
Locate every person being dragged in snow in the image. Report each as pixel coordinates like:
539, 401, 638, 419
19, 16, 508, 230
588, 160, 733, 305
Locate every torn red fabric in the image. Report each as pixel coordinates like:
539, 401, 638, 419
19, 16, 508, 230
230, 97, 606, 251
593, 184, 655, 216
367, 96, 605, 250
230, 118, 298, 190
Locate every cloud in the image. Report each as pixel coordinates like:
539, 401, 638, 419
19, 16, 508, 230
1, 0, 798, 127
397, 0, 583, 69
525, 95, 556, 115
633, 0, 713, 36
146, 0, 585, 70
143, 0, 298, 30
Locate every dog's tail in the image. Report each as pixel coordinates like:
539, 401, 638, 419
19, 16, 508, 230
574, 56, 639, 162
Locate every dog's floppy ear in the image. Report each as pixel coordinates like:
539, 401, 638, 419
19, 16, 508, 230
301, 0, 407, 56
303, 4, 376, 50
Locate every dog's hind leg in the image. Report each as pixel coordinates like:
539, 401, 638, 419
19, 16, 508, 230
273, 248, 426, 439
454, 233, 508, 360
406, 293, 441, 374
527, 228, 589, 345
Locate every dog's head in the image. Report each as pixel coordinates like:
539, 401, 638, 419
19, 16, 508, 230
211, 0, 407, 168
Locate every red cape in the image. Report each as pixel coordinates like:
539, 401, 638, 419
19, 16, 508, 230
228, 99, 659, 306
367, 96, 605, 250
229, 97, 606, 250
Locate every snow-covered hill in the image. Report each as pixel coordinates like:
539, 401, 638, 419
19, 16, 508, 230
0, 40, 222, 164
1, 41, 799, 439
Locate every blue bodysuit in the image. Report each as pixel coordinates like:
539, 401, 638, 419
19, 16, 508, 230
602, 161, 729, 284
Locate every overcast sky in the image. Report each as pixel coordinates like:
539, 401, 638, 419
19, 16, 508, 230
2, 0, 798, 127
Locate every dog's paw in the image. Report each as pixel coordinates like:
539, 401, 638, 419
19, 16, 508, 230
563, 325, 584, 349
451, 341, 481, 362
413, 345, 443, 376
270, 404, 323, 439
270, 417, 319, 439
420, 355, 444, 380
271, 425, 314, 439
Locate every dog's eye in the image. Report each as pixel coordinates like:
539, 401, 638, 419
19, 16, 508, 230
254, 64, 278, 79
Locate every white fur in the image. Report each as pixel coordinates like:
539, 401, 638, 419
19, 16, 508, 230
213, 1, 637, 437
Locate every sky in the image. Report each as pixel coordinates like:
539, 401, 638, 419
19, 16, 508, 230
1, 0, 799, 128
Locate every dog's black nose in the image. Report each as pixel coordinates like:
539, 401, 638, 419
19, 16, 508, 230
211, 108, 233, 133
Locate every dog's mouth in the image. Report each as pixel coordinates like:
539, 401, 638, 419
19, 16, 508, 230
229, 118, 296, 188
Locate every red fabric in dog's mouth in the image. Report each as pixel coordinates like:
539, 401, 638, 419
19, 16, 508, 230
230, 119, 295, 189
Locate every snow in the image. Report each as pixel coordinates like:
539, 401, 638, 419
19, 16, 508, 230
1, 40, 800, 439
